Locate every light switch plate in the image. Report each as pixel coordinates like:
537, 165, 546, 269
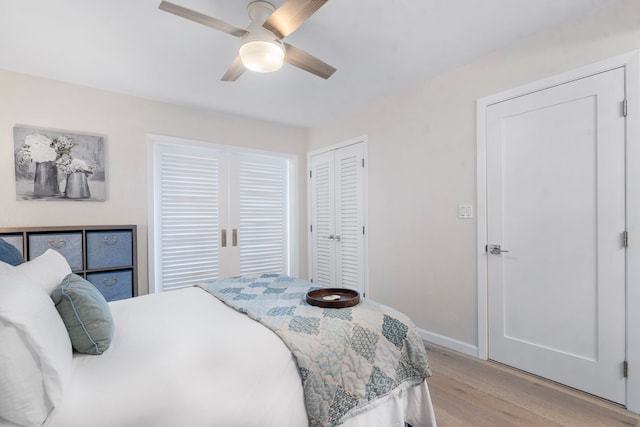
458, 204, 473, 219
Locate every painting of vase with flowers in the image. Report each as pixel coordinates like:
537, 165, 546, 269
13, 126, 106, 201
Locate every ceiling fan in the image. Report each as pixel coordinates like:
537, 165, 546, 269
159, 0, 336, 81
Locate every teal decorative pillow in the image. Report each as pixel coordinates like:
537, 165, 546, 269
0, 238, 23, 266
51, 274, 114, 355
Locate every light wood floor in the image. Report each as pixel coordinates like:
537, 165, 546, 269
425, 343, 640, 427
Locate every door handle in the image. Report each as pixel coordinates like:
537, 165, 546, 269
489, 244, 509, 255
334, 235, 341, 242
328, 235, 335, 240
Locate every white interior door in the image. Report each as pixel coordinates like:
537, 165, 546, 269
486, 67, 626, 403
309, 142, 366, 294
334, 143, 365, 291
310, 150, 336, 285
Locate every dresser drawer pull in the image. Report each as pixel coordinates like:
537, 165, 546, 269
102, 277, 118, 286
48, 239, 66, 249
102, 236, 118, 245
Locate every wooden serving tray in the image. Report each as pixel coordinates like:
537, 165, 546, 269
306, 288, 360, 308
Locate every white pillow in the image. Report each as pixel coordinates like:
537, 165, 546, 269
13, 249, 72, 295
0, 259, 73, 426
0, 319, 48, 426
0, 259, 12, 272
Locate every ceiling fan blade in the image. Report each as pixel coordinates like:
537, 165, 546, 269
221, 56, 247, 81
159, 1, 248, 38
284, 43, 335, 79
263, 0, 327, 39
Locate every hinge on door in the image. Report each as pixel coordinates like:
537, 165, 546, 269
623, 99, 628, 117
362, 158, 365, 168
362, 226, 365, 235
624, 230, 629, 248
485, 244, 488, 253
310, 225, 313, 233
309, 170, 312, 178
624, 360, 629, 378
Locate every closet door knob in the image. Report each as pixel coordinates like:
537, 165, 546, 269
489, 244, 509, 255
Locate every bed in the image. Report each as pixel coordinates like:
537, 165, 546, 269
0, 248, 436, 427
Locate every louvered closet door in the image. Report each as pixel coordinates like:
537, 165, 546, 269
230, 154, 290, 275
154, 145, 227, 291
310, 151, 336, 285
310, 142, 365, 293
334, 143, 365, 291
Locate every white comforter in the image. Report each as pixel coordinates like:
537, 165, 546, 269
40, 287, 436, 427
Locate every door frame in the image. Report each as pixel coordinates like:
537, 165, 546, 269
307, 135, 369, 296
476, 51, 640, 411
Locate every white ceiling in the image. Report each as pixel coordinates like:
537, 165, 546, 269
0, 0, 619, 128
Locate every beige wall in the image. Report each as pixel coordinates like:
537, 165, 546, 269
1, 0, 639, 349
0, 69, 308, 294
307, 0, 640, 347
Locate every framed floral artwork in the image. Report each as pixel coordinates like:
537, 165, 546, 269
13, 126, 106, 201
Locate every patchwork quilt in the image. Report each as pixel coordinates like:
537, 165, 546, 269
197, 274, 431, 427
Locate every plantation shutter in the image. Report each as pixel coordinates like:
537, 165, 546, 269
154, 145, 222, 291
152, 140, 293, 292
234, 154, 289, 275
310, 151, 336, 285
334, 143, 365, 291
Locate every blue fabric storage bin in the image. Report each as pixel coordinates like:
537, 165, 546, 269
86, 230, 133, 269
87, 270, 133, 302
28, 232, 83, 271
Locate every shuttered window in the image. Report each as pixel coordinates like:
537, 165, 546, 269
236, 156, 289, 275
151, 140, 292, 293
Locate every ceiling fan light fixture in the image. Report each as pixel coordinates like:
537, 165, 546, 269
239, 39, 285, 73
159, 0, 335, 81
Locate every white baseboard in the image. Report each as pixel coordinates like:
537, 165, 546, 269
418, 328, 479, 358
